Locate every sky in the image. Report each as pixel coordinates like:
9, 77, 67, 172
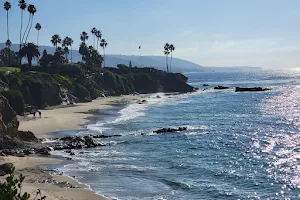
0, 0, 300, 68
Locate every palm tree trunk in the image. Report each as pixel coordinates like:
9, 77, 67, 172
20, 11, 23, 48
166, 55, 169, 73
19, 11, 24, 66
97, 39, 99, 52
140, 49, 142, 68
6, 11, 9, 41
7, 11, 10, 65
22, 14, 31, 44
28, 57, 32, 70
94, 36, 95, 48
25, 15, 34, 43
70, 45, 73, 63
37, 30, 39, 46
103, 48, 105, 68
170, 51, 173, 73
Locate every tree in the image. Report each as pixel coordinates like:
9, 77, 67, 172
0, 48, 19, 66
39, 49, 55, 72
100, 39, 108, 67
164, 43, 170, 73
63, 46, 69, 61
18, 0, 27, 49
5, 40, 11, 49
91, 27, 97, 48
35, 23, 41, 46
62, 37, 73, 62
19, 43, 40, 70
23, 4, 37, 43
4, 1, 11, 65
80, 31, 89, 43
79, 44, 102, 69
4, 1, 11, 42
95, 30, 102, 51
169, 44, 175, 73
51, 34, 61, 50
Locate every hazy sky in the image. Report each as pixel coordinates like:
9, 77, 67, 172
1, 0, 300, 68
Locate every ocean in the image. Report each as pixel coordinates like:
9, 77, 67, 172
51, 69, 300, 199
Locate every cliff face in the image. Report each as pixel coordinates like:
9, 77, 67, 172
0, 95, 19, 134
0, 95, 37, 149
1, 67, 195, 109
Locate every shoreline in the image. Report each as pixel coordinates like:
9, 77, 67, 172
18, 94, 149, 138
0, 156, 110, 200
5, 92, 184, 199
10, 94, 152, 200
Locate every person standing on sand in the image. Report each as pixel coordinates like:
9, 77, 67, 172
33, 112, 36, 118
39, 111, 41, 118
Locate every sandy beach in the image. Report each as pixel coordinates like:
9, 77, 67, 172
0, 95, 149, 200
18, 95, 147, 138
0, 156, 109, 200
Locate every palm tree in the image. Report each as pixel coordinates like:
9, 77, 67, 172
95, 30, 102, 51
80, 31, 89, 43
24, 4, 37, 43
62, 37, 73, 62
19, 43, 40, 70
63, 46, 69, 62
18, 0, 27, 49
51, 34, 61, 50
169, 44, 175, 73
5, 39, 11, 48
100, 39, 108, 67
35, 23, 41, 46
164, 43, 170, 73
91, 27, 97, 48
4, 1, 11, 43
4, 1, 11, 65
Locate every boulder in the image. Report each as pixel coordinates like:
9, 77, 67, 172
203, 84, 209, 87
235, 87, 271, 92
153, 127, 187, 134
0, 163, 13, 175
214, 85, 230, 90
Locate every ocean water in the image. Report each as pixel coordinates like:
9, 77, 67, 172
52, 69, 300, 200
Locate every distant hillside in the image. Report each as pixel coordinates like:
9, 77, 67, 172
0, 43, 261, 72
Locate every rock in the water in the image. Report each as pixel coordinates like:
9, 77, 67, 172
235, 87, 271, 92
203, 84, 209, 87
0, 163, 13, 175
153, 127, 187, 134
92, 134, 121, 138
51, 135, 105, 150
214, 85, 230, 90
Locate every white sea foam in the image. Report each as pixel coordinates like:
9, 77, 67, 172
183, 131, 208, 136
41, 138, 58, 143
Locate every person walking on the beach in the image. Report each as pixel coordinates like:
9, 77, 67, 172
39, 111, 41, 118
33, 112, 36, 118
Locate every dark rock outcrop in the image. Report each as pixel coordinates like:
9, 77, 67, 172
51, 135, 105, 150
92, 134, 122, 139
214, 85, 230, 90
235, 87, 271, 92
153, 127, 187, 134
0, 163, 13, 176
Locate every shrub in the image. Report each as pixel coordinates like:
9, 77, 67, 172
56, 64, 84, 78
1, 90, 25, 115
52, 74, 74, 87
74, 83, 90, 101
0, 166, 46, 200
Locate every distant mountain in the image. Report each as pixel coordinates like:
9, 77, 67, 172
0, 43, 261, 72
